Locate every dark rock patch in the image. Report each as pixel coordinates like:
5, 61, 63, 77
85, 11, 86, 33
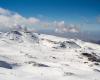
0, 61, 12, 69
84, 62, 88, 64
94, 69, 100, 72
64, 72, 75, 76
94, 63, 99, 65
33, 62, 50, 67
81, 53, 100, 62
27, 61, 36, 64
50, 56, 56, 59
11, 31, 22, 36
60, 42, 66, 48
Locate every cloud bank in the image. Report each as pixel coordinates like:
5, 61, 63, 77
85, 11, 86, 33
0, 7, 39, 31
52, 21, 79, 33
0, 7, 79, 33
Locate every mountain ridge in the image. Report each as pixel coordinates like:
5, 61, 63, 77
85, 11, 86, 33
0, 29, 100, 80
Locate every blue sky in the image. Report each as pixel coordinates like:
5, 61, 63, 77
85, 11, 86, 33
0, 0, 100, 32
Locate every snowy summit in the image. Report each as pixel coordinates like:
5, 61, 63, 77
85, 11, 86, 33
0, 27, 100, 80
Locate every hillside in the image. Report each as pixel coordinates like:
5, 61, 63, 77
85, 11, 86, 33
0, 30, 100, 80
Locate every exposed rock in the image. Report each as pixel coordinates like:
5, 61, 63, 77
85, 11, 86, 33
33, 62, 50, 67
64, 72, 75, 76
0, 61, 12, 69
82, 53, 100, 62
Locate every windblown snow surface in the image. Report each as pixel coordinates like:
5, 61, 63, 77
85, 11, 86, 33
0, 30, 100, 80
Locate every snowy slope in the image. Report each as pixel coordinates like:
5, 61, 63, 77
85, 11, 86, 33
0, 30, 100, 80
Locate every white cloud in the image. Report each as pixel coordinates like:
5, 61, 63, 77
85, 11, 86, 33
52, 21, 79, 33
27, 17, 40, 24
38, 20, 80, 33
0, 7, 40, 31
0, 7, 80, 33
0, 7, 11, 15
53, 21, 64, 27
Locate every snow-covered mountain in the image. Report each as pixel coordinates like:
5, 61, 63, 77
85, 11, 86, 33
0, 29, 100, 80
